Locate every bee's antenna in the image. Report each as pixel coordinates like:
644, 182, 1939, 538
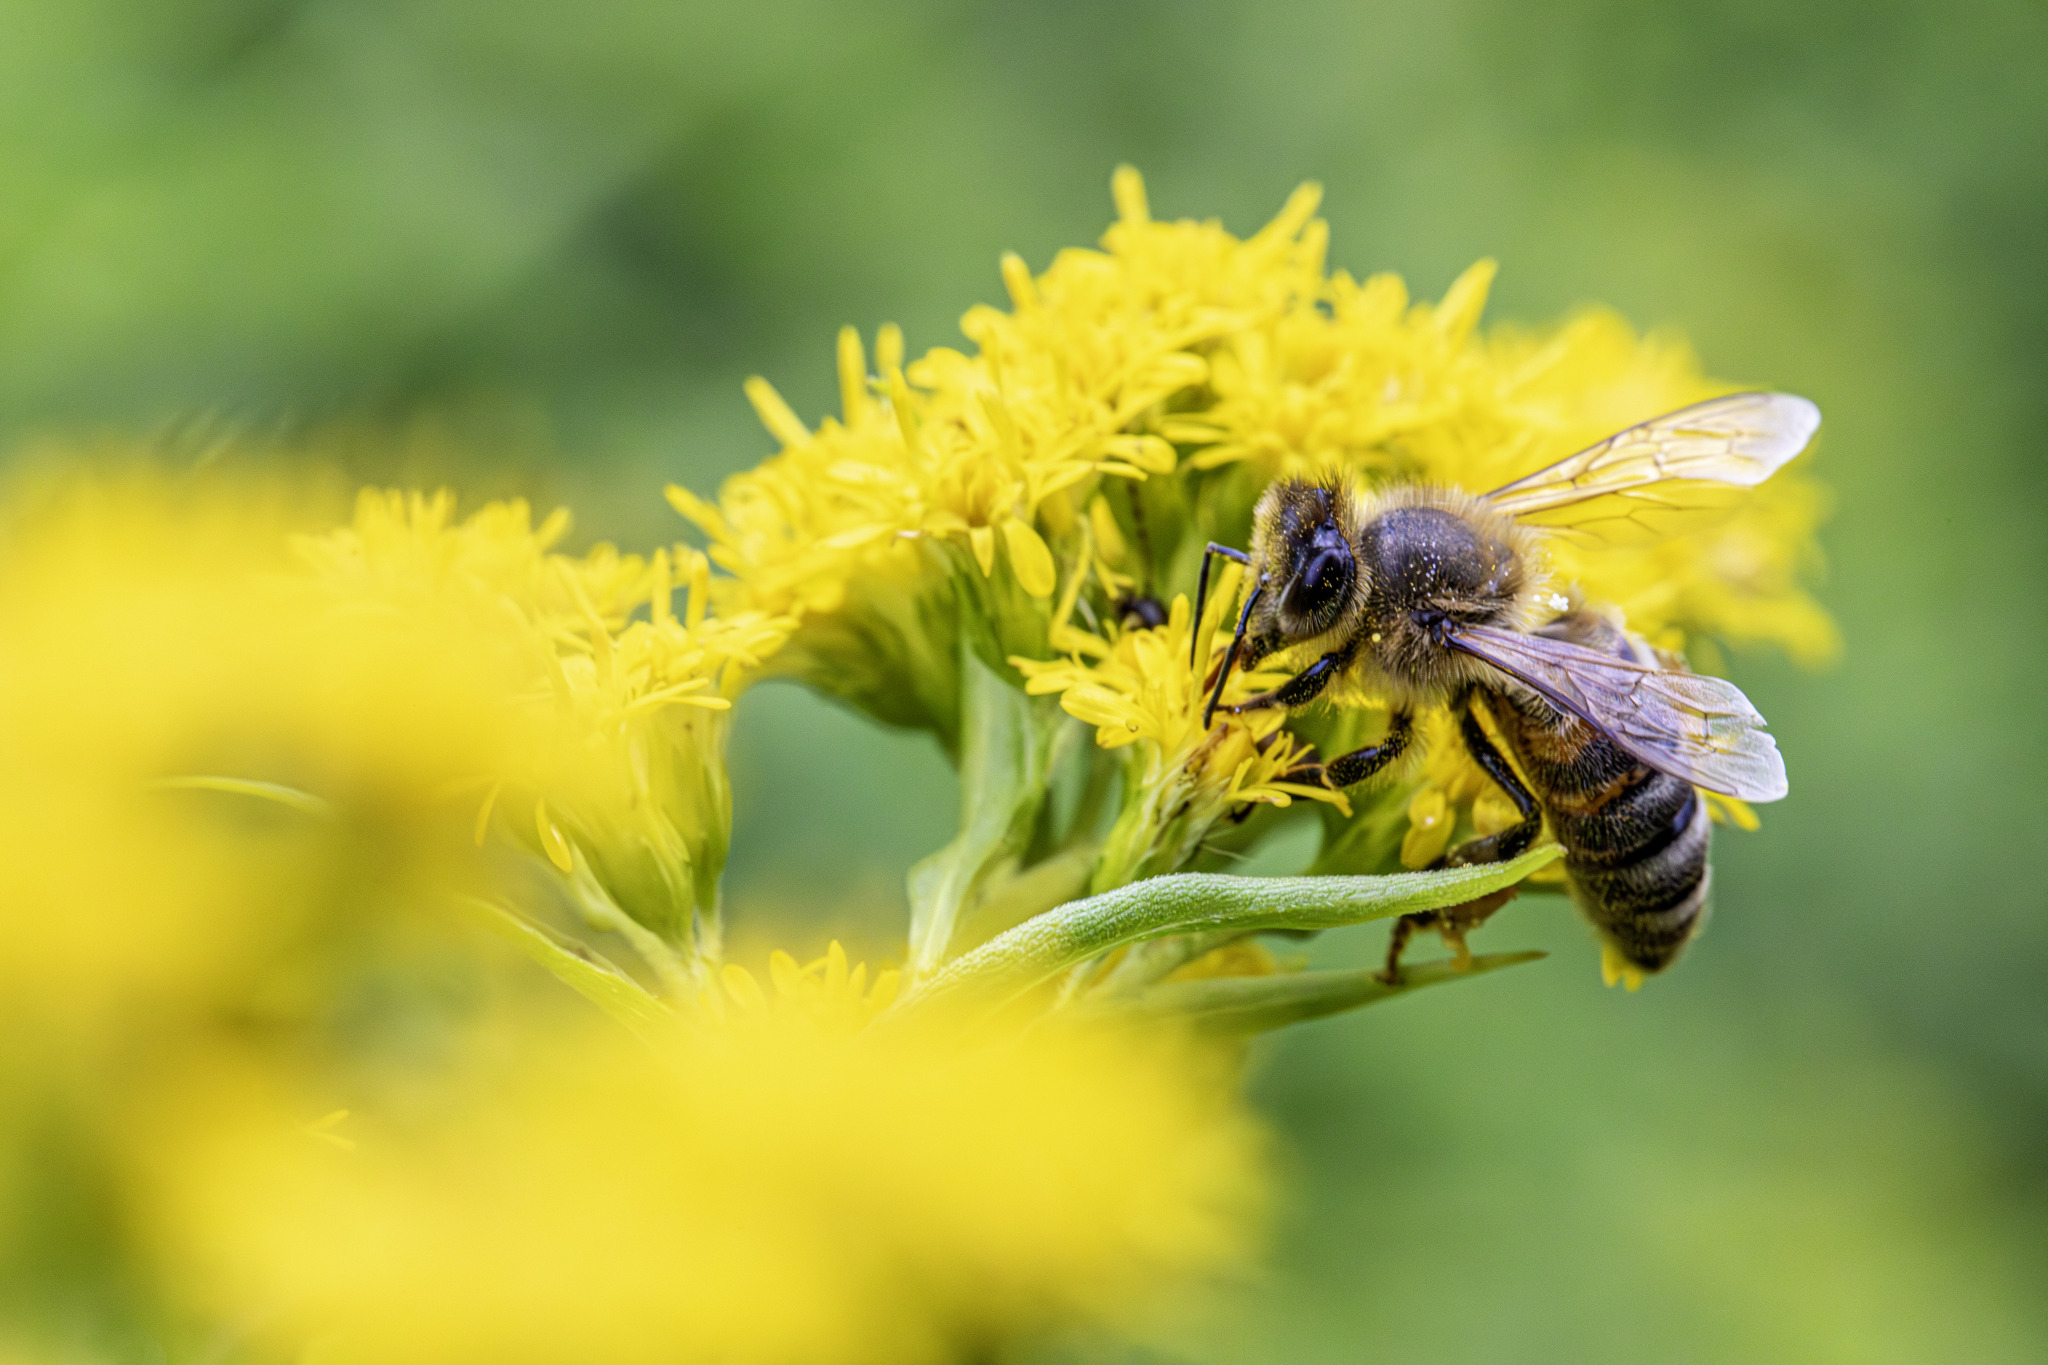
1202, 584, 1262, 729
1191, 542, 1252, 669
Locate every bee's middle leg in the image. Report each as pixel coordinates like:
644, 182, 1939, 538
1322, 709, 1413, 787
1282, 709, 1413, 789
1379, 911, 1427, 983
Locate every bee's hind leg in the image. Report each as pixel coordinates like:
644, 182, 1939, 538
1441, 707, 1542, 866
1379, 707, 1541, 983
1378, 911, 1430, 984
1377, 885, 1521, 983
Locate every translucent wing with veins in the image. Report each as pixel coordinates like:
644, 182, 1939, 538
1447, 624, 1789, 802
1481, 392, 1821, 524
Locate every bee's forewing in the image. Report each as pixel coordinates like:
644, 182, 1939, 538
1480, 392, 1821, 522
1448, 625, 1789, 802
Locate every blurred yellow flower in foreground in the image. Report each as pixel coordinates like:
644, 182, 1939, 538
718, 939, 903, 1028
0, 470, 785, 1044
297, 487, 794, 962
144, 1009, 1266, 1365
0, 468, 1271, 1365
0, 473, 535, 1042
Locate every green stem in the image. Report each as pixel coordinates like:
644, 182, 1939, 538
906, 644, 1056, 977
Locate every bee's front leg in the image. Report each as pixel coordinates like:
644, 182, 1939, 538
1282, 710, 1411, 791
1224, 644, 1354, 715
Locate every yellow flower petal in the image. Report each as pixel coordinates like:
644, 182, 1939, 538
1430, 257, 1497, 343
1002, 518, 1057, 597
1088, 495, 1128, 566
743, 375, 811, 449
836, 325, 871, 424
1111, 163, 1149, 223
1000, 251, 1037, 310
1400, 787, 1452, 869
472, 781, 502, 848
1101, 435, 1177, 475
768, 950, 804, 998
1703, 790, 1762, 831
721, 963, 769, 1010
1600, 943, 1647, 992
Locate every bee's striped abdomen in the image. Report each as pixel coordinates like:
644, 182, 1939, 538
1476, 615, 1718, 974
1550, 771, 1711, 972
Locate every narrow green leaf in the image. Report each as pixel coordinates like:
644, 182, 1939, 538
455, 896, 673, 1037
904, 843, 1562, 1012
1095, 951, 1547, 1036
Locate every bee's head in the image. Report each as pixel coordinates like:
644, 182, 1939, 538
1250, 480, 1362, 644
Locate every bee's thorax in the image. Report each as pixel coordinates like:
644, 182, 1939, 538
1360, 505, 1520, 618
1351, 490, 1532, 698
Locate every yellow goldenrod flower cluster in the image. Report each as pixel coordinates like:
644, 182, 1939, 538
665, 171, 1332, 744
669, 171, 1323, 622
677, 167, 1832, 874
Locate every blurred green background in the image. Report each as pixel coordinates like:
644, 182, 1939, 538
5, 1, 2045, 1359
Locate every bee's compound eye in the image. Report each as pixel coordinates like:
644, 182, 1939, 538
1281, 536, 1355, 631
1302, 548, 1347, 593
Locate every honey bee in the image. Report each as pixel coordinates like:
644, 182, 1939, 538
1192, 392, 1820, 981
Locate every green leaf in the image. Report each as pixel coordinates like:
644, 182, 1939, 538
904, 843, 1562, 1012
455, 896, 673, 1037
906, 642, 1058, 974
1093, 951, 1547, 1035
